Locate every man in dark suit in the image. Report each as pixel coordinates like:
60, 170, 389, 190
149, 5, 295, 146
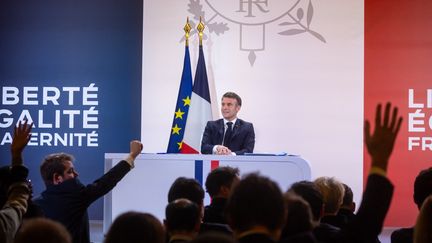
34, 140, 143, 243
201, 92, 255, 155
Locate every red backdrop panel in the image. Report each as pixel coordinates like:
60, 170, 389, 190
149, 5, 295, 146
365, 0, 432, 226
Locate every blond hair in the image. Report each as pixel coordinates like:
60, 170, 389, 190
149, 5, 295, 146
314, 176, 344, 215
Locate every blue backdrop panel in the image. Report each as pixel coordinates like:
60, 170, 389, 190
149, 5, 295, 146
0, 0, 142, 219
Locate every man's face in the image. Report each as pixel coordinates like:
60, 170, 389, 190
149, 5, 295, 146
54, 160, 79, 184
62, 161, 79, 180
221, 97, 240, 121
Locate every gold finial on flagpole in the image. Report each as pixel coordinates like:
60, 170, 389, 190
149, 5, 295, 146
184, 17, 192, 46
197, 16, 205, 46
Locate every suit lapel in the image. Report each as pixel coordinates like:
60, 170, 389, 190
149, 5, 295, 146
217, 119, 225, 143
231, 119, 241, 139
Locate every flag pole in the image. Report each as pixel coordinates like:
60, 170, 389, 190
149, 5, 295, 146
184, 17, 191, 47
166, 17, 194, 153
197, 16, 205, 46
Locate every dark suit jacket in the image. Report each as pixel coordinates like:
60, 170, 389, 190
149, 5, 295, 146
201, 118, 255, 155
203, 197, 227, 224
34, 161, 131, 243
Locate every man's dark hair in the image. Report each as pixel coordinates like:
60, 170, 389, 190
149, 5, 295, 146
40, 153, 74, 186
288, 181, 323, 221
281, 192, 315, 238
205, 166, 239, 198
165, 199, 200, 233
342, 183, 354, 207
105, 211, 165, 243
225, 173, 285, 232
15, 218, 72, 243
414, 167, 432, 209
222, 92, 242, 107
168, 177, 204, 206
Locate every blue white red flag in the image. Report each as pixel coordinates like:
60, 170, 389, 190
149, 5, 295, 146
181, 45, 212, 153
166, 46, 193, 153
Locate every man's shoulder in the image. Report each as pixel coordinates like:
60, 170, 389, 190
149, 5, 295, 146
237, 119, 253, 128
37, 179, 85, 197
207, 119, 223, 126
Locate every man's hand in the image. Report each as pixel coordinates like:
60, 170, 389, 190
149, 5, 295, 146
216, 145, 232, 155
129, 140, 143, 159
364, 103, 403, 172
11, 120, 33, 167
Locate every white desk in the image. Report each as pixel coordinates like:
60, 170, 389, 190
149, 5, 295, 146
103, 153, 311, 232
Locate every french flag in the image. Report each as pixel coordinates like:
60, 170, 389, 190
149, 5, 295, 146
181, 45, 213, 154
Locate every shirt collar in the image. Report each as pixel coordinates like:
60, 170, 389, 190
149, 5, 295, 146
223, 118, 237, 127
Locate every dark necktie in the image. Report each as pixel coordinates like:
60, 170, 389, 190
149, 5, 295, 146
223, 122, 233, 148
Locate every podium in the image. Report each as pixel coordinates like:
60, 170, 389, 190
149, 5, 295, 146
103, 153, 311, 232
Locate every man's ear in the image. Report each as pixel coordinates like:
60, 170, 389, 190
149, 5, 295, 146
350, 202, 356, 213
53, 173, 63, 185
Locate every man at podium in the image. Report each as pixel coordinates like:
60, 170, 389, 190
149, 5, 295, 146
201, 92, 255, 155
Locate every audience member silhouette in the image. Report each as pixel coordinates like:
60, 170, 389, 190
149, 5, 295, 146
167, 177, 232, 235
0, 121, 32, 243
165, 199, 201, 242
280, 192, 318, 243
0, 169, 43, 221
315, 177, 346, 228
391, 167, 432, 243
334, 183, 356, 228
14, 218, 72, 243
168, 177, 205, 216
34, 140, 143, 243
413, 195, 432, 243
225, 173, 285, 243
104, 211, 165, 243
289, 180, 340, 243
203, 166, 239, 224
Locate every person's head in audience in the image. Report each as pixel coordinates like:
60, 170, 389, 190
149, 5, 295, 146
281, 192, 315, 239
190, 232, 236, 243
40, 153, 78, 186
205, 166, 239, 199
14, 218, 72, 243
225, 173, 285, 240
165, 198, 201, 240
414, 167, 432, 210
414, 195, 432, 243
104, 211, 165, 243
314, 176, 345, 216
168, 177, 205, 217
340, 183, 355, 212
288, 181, 324, 222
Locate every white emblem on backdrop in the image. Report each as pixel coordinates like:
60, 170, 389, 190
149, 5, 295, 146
183, 0, 326, 66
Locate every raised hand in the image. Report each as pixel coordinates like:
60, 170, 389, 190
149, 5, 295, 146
129, 140, 143, 159
364, 103, 403, 171
11, 120, 33, 166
